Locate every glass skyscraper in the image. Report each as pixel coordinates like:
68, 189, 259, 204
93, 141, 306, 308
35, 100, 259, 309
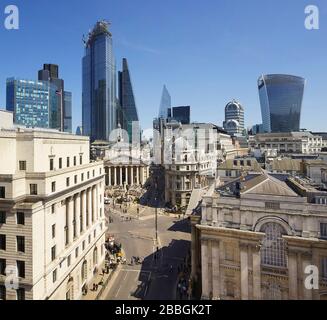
118, 58, 139, 142
82, 20, 117, 142
258, 74, 305, 133
64, 91, 72, 133
6, 78, 59, 129
158, 85, 171, 119
172, 106, 190, 124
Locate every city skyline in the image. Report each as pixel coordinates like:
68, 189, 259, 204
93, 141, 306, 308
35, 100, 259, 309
0, 0, 326, 134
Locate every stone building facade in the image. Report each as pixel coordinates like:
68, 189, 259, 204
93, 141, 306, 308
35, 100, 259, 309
191, 172, 327, 300
0, 123, 106, 300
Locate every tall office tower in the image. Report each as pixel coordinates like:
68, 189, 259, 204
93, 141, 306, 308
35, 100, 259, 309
258, 74, 305, 133
38, 64, 66, 131
82, 20, 117, 142
6, 78, 60, 129
158, 85, 171, 119
223, 100, 245, 136
64, 91, 72, 133
118, 58, 139, 142
172, 106, 190, 124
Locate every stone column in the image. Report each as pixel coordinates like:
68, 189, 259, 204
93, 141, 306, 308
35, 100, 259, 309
240, 243, 249, 300
108, 167, 111, 186
92, 186, 96, 223
252, 245, 261, 300
288, 251, 298, 300
68, 197, 74, 244
75, 193, 81, 238
81, 191, 87, 232
212, 240, 220, 299
136, 167, 140, 185
114, 167, 117, 186
120, 167, 123, 186
95, 184, 99, 220
125, 167, 128, 185
201, 239, 209, 299
87, 188, 92, 227
132, 167, 135, 184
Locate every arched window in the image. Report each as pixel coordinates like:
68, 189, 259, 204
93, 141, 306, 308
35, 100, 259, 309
93, 247, 98, 266
81, 260, 87, 282
260, 222, 287, 267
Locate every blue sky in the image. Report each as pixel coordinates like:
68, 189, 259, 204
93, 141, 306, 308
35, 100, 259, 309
0, 0, 326, 132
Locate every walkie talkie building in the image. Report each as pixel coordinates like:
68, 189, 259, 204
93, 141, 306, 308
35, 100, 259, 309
258, 74, 305, 133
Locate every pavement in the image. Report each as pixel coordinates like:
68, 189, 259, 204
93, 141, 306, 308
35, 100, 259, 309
104, 203, 191, 300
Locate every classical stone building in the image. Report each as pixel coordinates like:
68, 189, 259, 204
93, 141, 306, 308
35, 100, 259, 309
0, 115, 106, 300
191, 171, 327, 300
255, 132, 323, 155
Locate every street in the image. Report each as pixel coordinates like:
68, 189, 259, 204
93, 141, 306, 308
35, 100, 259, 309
104, 204, 191, 300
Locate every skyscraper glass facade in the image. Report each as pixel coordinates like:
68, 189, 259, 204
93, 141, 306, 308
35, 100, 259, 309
82, 21, 117, 141
258, 74, 305, 133
118, 58, 139, 142
158, 85, 171, 119
223, 100, 245, 136
172, 106, 190, 124
6, 78, 59, 129
64, 91, 72, 133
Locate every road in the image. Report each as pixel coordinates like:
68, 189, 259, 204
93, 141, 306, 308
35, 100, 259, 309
104, 205, 191, 300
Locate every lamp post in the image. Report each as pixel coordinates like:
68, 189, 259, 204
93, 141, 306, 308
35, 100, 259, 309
154, 177, 158, 244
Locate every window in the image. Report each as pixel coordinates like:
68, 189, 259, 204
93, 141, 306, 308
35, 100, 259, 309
0, 235, 6, 250
321, 257, 327, 279
51, 246, 56, 261
30, 184, 37, 195
233, 160, 237, 166
53, 269, 57, 283
81, 261, 87, 281
51, 204, 55, 214
320, 223, 327, 239
87, 172, 90, 179
0, 211, 6, 224
80, 155, 83, 165
50, 158, 54, 171
74, 156, 77, 166
17, 212, 25, 225
94, 229, 96, 238
260, 223, 287, 268
67, 255, 71, 267
17, 236, 25, 253
82, 241, 85, 251
74, 175, 77, 184
93, 170, 95, 177
16, 288, 25, 300
17, 261, 25, 278
59, 158, 62, 169
88, 235, 91, 244
0, 285, 5, 301
52, 224, 56, 239
66, 177, 70, 187
0, 187, 5, 198
100, 168, 102, 175
265, 202, 280, 210
67, 157, 70, 167
247, 160, 251, 166
0, 259, 6, 275
81, 173, 84, 182
51, 182, 56, 193
75, 247, 79, 258
19, 161, 26, 171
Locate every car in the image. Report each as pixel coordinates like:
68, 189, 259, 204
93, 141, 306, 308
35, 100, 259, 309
104, 197, 111, 204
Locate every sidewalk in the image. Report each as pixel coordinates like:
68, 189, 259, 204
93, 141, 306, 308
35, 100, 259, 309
82, 261, 117, 300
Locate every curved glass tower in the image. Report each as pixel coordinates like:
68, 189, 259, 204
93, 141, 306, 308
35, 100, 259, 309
82, 21, 117, 141
158, 85, 171, 119
258, 74, 305, 133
